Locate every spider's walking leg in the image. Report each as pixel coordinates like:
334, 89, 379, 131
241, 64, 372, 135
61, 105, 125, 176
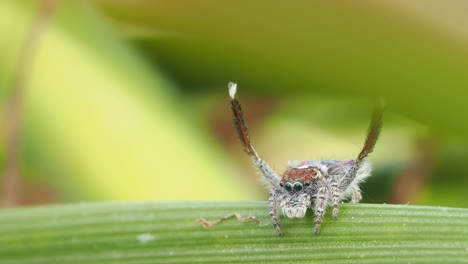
314, 186, 329, 235
330, 178, 340, 220
269, 189, 283, 236
228, 82, 280, 186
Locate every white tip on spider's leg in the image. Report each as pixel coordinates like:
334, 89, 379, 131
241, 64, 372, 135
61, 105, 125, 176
228, 82, 237, 99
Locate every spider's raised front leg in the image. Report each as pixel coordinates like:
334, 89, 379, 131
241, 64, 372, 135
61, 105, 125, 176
195, 83, 280, 232
228, 82, 280, 187
230, 82, 283, 235
339, 107, 383, 194
230, 82, 286, 236
314, 186, 329, 235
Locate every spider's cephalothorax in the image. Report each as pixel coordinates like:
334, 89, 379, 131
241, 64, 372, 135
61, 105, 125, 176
228, 82, 382, 236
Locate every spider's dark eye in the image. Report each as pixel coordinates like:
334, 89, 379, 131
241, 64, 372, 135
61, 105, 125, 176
304, 181, 311, 187
293, 182, 303, 191
279, 182, 284, 187
284, 182, 293, 192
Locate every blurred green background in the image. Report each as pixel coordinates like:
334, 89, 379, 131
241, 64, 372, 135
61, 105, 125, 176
0, 0, 467, 207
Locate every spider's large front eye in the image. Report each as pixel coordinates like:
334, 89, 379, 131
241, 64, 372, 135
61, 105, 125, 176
293, 182, 303, 191
284, 182, 293, 192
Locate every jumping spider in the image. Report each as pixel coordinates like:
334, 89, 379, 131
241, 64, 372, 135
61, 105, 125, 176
198, 82, 383, 236
196, 83, 382, 236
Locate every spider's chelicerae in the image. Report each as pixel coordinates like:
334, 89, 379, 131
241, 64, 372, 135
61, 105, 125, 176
197, 82, 383, 236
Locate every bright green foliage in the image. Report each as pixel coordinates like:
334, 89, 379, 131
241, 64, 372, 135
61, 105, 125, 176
0, 1, 251, 201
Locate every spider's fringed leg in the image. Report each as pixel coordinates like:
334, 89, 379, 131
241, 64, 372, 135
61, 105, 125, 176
341, 107, 384, 189
314, 187, 329, 235
351, 187, 362, 203
228, 82, 280, 187
255, 159, 281, 187
356, 107, 383, 164
330, 178, 340, 220
269, 189, 283, 236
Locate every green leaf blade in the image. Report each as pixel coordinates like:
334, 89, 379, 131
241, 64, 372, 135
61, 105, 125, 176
0, 202, 467, 263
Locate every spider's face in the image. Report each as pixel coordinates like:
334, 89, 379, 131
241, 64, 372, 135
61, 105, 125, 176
278, 166, 322, 218
279, 166, 322, 193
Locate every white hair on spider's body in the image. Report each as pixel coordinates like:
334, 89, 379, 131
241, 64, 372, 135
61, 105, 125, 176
339, 160, 372, 200
227, 82, 383, 236
278, 192, 310, 218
